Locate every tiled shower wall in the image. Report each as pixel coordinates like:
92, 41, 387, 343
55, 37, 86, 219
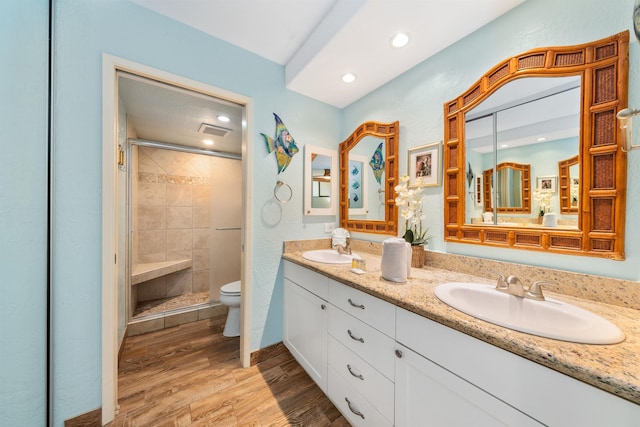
134, 146, 211, 303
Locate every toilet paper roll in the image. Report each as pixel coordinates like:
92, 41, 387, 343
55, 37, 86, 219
381, 238, 411, 283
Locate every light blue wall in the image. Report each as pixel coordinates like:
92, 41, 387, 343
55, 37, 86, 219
51, 0, 340, 424
343, 0, 640, 280
0, 1, 49, 425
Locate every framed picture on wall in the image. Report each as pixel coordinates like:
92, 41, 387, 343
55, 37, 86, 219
408, 141, 442, 188
536, 175, 557, 193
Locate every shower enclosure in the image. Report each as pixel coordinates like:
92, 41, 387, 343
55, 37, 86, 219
127, 141, 241, 331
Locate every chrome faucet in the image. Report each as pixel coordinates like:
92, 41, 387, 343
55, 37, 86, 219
488, 271, 553, 301
333, 237, 352, 255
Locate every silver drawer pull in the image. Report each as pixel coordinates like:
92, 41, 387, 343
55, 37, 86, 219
345, 397, 365, 420
347, 364, 364, 380
347, 329, 364, 343
348, 298, 365, 309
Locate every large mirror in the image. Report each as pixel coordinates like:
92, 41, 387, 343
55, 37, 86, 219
339, 121, 399, 235
304, 145, 338, 215
443, 32, 629, 259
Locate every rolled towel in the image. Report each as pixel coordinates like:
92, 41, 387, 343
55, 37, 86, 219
381, 238, 412, 283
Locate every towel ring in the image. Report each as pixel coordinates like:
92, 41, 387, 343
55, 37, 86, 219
274, 180, 292, 203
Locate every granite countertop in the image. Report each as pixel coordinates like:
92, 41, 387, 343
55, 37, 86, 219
282, 250, 640, 406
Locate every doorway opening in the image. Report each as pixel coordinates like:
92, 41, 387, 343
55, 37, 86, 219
102, 54, 253, 425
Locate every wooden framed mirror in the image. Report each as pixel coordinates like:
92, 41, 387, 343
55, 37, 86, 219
483, 162, 531, 215
558, 155, 579, 214
339, 121, 399, 235
443, 32, 629, 259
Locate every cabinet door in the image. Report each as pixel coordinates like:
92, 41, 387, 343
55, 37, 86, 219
395, 343, 542, 427
283, 278, 328, 392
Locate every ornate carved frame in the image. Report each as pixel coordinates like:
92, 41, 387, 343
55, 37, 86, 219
339, 121, 399, 235
443, 32, 629, 259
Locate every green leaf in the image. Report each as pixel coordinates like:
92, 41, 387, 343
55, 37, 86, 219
403, 229, 414, 243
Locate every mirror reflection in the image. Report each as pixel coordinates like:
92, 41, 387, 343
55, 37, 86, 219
348, 135, 386, 220
304, 145, 337, 216
482, 162, 530, 213
465, 76, 580, 228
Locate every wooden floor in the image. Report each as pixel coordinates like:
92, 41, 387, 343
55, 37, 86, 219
109, 316, 349, 426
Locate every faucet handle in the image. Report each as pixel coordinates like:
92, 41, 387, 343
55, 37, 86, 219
488, 271, 507, 290
526, 280, 554, 301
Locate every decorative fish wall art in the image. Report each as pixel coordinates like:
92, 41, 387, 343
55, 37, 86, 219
369, 142, 385, 184
261, 113, 299, 174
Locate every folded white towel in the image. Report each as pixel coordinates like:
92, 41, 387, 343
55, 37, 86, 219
381, 238, 411, 283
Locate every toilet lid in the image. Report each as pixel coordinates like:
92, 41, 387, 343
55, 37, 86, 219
221, 280, 241, 295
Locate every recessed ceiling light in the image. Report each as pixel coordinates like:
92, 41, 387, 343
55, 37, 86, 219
500, 144, 509, 148
342, 73, 356, 83
537, 137, 547, 142
203, 139, 214, 146
217, 115, 230, 123
390, 32, 410, 48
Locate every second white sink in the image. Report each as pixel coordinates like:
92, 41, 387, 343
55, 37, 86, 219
302, 249, 354, 264
434, 282, 624, 345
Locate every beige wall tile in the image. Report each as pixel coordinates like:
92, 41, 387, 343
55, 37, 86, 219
137, 277, 167, 302
138, 182, 166, 206
167, 183, 192, 207
164, 311, 199, 328
192, 206, 210, 228
166, 229, 193, 252
192, 270, 210, 293
192, 249, 209, 271
137, 253, 166, 264
190, 155, 210, 177
166, 270, 192, 297
149, 148, 191, 174
166, 207, 193, 229
128, 318, 165, 336
198, 305, 227, 320
138, 153, 165, 174
193, 185, 210, 207
138, 230, 166, 255
193, 228, 210, 249
138, 206, 166, 230
167, 251, 192, 261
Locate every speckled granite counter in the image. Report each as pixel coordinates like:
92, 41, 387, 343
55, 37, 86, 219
282, 243, 640, 406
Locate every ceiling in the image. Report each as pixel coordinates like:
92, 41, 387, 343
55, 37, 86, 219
130, 0, 525, 108
119, 0, 528, 155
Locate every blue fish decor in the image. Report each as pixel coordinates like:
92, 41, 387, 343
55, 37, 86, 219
261, 113, 299, 174
352, 165, 360, 175
352, 181, 360, 190
369, 142, 385, 184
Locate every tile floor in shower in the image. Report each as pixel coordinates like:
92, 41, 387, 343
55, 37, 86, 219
134, 291, 211, 318
128, 291, 227, 336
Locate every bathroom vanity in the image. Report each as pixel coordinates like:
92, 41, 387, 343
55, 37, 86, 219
282, 248, 640, 426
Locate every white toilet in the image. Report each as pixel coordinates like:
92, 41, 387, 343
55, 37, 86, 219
219, 280, 241, 337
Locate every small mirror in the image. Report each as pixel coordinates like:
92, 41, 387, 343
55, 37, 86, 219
304, 145, 337, 216
558, 155, 579, 214
482, 162, 531, 214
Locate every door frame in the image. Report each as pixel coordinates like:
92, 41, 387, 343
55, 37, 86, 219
101, 54, 253, 424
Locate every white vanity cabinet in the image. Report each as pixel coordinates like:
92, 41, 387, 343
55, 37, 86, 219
396, 307, 640, 427
395, 342, 541, 426
326, 280, 396, 426
283, 261, 329, 392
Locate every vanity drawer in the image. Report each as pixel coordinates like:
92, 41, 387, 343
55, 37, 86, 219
328, 304, 395, 380
328, 335, 394, 423
283, 261, 328, 299
328, 366, 392, 427
328, 279, 395, 338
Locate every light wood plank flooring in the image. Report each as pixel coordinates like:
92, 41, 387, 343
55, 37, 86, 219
109, 316, 348, 426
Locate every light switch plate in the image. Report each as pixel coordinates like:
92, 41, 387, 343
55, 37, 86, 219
324, 223, 336, 233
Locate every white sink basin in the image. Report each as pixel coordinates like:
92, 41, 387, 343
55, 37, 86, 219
434, 282, 624, 344
302, 249, 354, 264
